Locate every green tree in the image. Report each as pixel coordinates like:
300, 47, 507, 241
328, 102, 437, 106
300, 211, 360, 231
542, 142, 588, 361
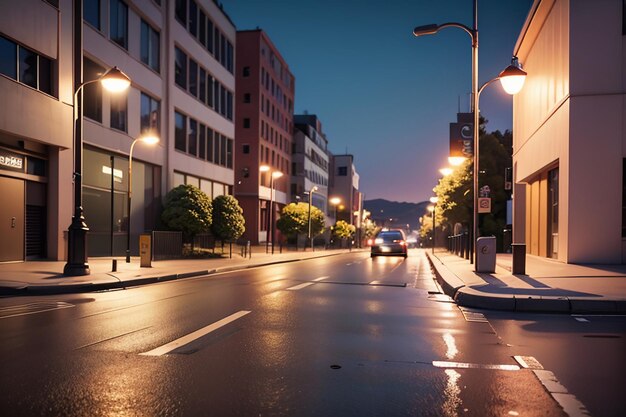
211, 195, 245, 243
277, 202, 325, 239
333, 220, 356, 240
161, 185, 212, 245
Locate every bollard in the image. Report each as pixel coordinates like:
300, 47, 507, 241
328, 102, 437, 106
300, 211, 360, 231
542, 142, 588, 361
512, 243, 526, 275
112, 259, 117, 272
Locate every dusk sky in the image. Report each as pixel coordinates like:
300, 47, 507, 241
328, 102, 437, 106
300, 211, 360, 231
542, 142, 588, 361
222, 0, 533, 203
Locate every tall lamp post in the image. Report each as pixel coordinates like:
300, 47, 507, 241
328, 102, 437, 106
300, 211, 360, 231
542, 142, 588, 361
125, 134, 160, 263
260, 165, 283, 254
64, 0, 131, 276
429, 196, 439, 254
413, 0, 526, 269
306, 186, 318, 250
329, 197, 341, 224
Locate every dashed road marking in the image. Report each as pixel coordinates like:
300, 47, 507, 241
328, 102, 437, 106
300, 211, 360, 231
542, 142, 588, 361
140, 310, 251, 356
513, 355, 544, 370
286, 282, 315, 291
574, 317, 589, 323
533, 370, 591, 416
0, 301, 75, 319
432, 360, 520, 371
313, 276, 330, 282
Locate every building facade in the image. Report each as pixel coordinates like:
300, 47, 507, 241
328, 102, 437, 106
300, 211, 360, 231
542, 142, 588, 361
0, 0, 235, 261
234, 29, 294, 245
512, 0, 625, 263
329, 153, 362, 226
292, 114, 330, 219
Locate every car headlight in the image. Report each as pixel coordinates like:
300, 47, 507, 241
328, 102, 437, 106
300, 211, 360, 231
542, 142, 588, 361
374, 238, 383, 244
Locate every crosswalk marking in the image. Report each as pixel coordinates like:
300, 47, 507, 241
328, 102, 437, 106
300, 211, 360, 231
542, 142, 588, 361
140, 310, 251, 356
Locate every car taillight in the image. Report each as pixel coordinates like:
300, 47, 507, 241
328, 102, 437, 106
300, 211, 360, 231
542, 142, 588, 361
367, 239, 373, 246
400, 241, 406, 246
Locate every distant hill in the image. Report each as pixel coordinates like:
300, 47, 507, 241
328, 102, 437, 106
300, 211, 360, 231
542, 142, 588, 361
364, 199, 431, 230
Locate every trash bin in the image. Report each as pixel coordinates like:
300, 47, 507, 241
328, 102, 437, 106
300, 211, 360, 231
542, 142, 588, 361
476, 236, 496, 273
140, 233, 152, 268
511, 243, 526, 275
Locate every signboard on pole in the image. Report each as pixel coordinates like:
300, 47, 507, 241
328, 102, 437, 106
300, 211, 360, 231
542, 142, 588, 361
478, 198, 491, 213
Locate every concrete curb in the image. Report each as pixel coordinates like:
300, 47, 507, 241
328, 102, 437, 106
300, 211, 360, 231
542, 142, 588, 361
426, 252, 626, 314
0, 251, 355, 296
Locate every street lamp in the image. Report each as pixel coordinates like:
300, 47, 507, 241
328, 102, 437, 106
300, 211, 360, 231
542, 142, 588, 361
413, 0, 527, 268
63, 7, 131, 277
439, 167, 454, 177
429, 197, 439, 255
125, 133, 160, 263
306, 186, 319, 250
260, 165, 282, 254
329, 197, 341, 223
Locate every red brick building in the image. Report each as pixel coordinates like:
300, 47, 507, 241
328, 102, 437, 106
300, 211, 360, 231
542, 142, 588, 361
234, 30, 295, 244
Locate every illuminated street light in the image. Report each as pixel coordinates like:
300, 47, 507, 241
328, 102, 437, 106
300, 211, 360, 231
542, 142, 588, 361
448, 156, 466, 167
64, 3, 132, 276
329, 197, 342, 223
439, 167, 454, 177
260, 165, 283, 254
306, 185, 319, 250
413, 1, 527, 269
125, 133, 160, 263
429, 197, 439, 255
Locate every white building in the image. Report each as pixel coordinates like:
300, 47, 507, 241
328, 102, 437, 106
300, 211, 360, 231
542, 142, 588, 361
512, 0, 625, 263
0, 0, 235, 261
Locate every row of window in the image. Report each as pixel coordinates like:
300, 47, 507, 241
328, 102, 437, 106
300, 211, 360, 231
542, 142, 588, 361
260, 120, 290, 154
260, 66, 292, 113
173, 171, 231, 199
259, 145, 289, 177
175, 46, 233, 120
174, 110, 233, 169
84, 0, 161, 73
175, 0, 234, 74
0, 34, 54, 97
308, 148, 329, 171
261, 93, 290, 133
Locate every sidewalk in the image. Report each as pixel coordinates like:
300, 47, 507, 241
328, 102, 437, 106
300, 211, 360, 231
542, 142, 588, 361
0, 247, 361, 296
427, 250, 626, 314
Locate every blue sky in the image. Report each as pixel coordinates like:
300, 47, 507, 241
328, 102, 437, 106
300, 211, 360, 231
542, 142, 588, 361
221, 0, 533, 203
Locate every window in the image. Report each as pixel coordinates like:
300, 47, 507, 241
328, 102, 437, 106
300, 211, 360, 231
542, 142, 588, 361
175, 47, 187, 88
110, 0, 128, 49
243, 66, 250, 77
83, 58, 103, 122
175, 112, 186, 152
189, 0, 198, 37
242, 144, 250, 154
338, 166, 348, 176
226, 41, 233, 73
199, 68, 206, 103
84, 0, 100, 30
175, 0, 186, 25
38, 56, 52, 95
0, 36, 17, 79
243, 93, 251, 103
243, 118, 250, 129
140, 20, 160, 72
623, 159, 626, 237
110, 94, 127, 132
207, 18, 214, 54
199, 124, 206, 160
199, 11, 207, 48
226, 91, 233, 120
207, 128, 214, 162
19, 47, 37, 88
220, 84, 226, 116
227, 138, 233, 168
140, 92, 160, 134
188, 119, 197, 157
207, 74, 214, 107
189, 59, 198, 96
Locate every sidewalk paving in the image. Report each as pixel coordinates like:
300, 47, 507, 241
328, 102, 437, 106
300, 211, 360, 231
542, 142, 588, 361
0, 247, 361, 296
427, 250, 626, 314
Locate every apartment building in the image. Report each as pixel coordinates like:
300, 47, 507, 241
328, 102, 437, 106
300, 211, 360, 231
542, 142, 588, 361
234, 29, 294, 245
0, 0, 235, 261
512, 0, 625, 263
329, 153, 362, 226
292, 114, 330, 220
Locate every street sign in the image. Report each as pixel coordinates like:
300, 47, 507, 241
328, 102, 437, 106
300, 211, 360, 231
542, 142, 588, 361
478, 197, 491, 213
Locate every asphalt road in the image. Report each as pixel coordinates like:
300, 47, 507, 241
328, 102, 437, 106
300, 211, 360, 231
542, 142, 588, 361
0, 249, 622, 416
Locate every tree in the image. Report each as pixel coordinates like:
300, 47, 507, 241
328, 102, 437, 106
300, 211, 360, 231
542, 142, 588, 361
161, 185, 212, 246
211, 195, 245, 243
277, 202, 325, 240
333, 220, 355, 240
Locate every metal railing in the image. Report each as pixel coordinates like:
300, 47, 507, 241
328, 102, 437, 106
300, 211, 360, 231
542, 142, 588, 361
448, 233, 471, 260
152, 231, 182, 260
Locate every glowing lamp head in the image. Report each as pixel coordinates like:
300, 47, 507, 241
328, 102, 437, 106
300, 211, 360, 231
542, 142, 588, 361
139, 134, 160, 145
439, 167, 453, 177
448, 156, 466, 167
100, 66, 131, 93
271, 171, 283, 179
259, 165, 270, 173
499, 57, 527, 95
427, 205, 435, 213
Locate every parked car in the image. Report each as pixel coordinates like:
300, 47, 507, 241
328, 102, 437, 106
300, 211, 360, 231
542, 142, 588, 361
370, 229, 408, 258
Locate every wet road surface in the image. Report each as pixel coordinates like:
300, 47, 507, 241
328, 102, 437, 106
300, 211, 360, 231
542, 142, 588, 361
1, 249, 619, 416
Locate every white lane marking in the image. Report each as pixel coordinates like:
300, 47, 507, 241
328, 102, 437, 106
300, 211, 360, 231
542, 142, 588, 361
140, 310, 251, 356
287, 282, 315, 291
574, 317, 589, 322
0, 302, 75, 319
346, 263, 353, 266
369, 280, 381, 285
313, 276, 330, 282
513, 355, 544, 370
533, 370, 591, 416
432, 361, 520, 371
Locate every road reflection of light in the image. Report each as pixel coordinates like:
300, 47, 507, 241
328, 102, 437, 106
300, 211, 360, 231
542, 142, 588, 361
443, 333, 458, 360
366, 300, 383, 313
442, 369, 462, 417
